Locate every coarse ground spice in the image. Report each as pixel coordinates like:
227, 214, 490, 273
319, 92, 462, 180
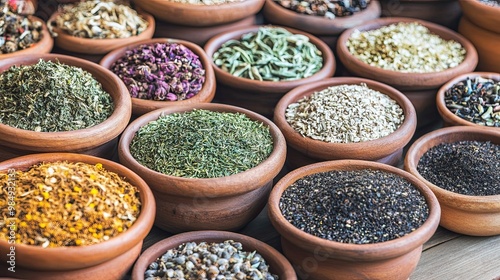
285, 84, 404, 143
145, 240, 278, 279
0, 161, 141, 247
274, 0, 371, 19
346, 22, 466, 73
130, 109, 273, 178
417, 140, 500, 196
280, 169, 429, 244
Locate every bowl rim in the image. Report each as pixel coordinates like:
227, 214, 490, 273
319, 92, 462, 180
262, 0, 382, 36
268, 159, 441, 260
404, 126, 500, 210
99, 37, 216, 116
0, 53, 131, 151
204, 24, 336, 93
118, 102, 287, 197
131, 230, 297, 280
0, 152, 156, 271
273, 77, 417, 160
436, 71, 500, 128
459, 0, 500, 33
336, 17, 478, 90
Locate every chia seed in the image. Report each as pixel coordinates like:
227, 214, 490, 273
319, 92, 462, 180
417, 140, 500, 196
280, 169, 429, 244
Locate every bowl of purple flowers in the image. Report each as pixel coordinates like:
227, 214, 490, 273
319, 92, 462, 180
100, 38, 216, 116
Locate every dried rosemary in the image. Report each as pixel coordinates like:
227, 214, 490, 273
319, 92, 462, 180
0, 161, 141, 247
0, 59, 114, 132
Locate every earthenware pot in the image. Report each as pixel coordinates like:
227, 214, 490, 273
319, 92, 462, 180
436, 72, 500, 129
273, 77, 417, 169
0, 16, 53, 59
268, 159, 441, 280
458, 16, 500, 73
0, 153, 156, 279
133, 0, 265, 27
460, 0, 500, 33
131, 230, 297, 280
100, 38, 216, 116
204, 25, 335, 118
0, 54, 132, 161
118, 103, 287, 233
337, 17, 478, 127
405, 126, 500, 236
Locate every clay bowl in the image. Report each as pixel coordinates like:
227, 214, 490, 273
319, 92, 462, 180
0, 16, 53, 59
100, 38, 216, 116
460, 0, 500, 33
0, 153, 156, 279
47, 9, 155, 55
131, 230, 297, 280
458, 16, 500, 73
274, 77, 417, 170
204, 25, 336, 118
118, 103, 287, 233
134, 0, 264, 27
0, 54, 132, 162
405, 126, 500, 236
268, 159, 441, 280
436, 72, 500, 128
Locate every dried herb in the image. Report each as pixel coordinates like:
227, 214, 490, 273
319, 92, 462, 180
275, 0, 371, 19
417, 140, 500, 196
280, 169, 429, 244
0, 161, 141, 247
213, 26, 323, 81
285, 84, 404, 143
51, 0, 148, 39
130, 109, 274, 178
111, 42, 205, 101
0, 2, 42, 54
0, 59, 114, 132
444, 76, 500, 127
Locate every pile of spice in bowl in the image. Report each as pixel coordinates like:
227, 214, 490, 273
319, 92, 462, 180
273, 77, 417, 169
268, 160, 440, 280
118, 103, 286, 233
100, 38, 216, 116
0, 153, 155, 279
204, 25, 335, 117
405, 126, 500, 236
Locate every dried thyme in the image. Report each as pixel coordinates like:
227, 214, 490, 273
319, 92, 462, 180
0, 161, 141, 247
0, 3, 43, 54
0, 59, 114, 132
130, 109, 274, 178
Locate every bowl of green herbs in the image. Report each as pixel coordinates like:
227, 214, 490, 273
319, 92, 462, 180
118, 103, 287, 233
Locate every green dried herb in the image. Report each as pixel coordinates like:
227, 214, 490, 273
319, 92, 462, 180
130, 109, 274, 178
0, 59, 114, 132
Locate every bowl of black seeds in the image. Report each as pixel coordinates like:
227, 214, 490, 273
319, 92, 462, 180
268, 159, 440, 280
131, 230, 297, 280
405, 126, 500, 236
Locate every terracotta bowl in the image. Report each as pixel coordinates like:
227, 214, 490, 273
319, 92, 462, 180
118, 103, 287, 233
0, 54, 132, 161
131, 230, 297, 280
268, 159, 441, 280
0, 153, 156, 279
458, 16, 500, 73
460, 0, 500, 33
134, 0, 265, 27
405, 126, 500, 236
274, 77, 417, 170
204, 25, 336, 118
48, 10, 155, 55
100, 38, 216, 116
0, 16, 53, 59
436, 72, 500, 129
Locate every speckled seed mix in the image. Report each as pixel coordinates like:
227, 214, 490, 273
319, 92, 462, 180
417, 140, 500, 196
346, 22, 466, 73
166, 0, 245, 4
285, 84, 404, 143
478, 0, 500, 7
280, 169, 429, 244
275, 0, 371, 19
145, 240, 278, 279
